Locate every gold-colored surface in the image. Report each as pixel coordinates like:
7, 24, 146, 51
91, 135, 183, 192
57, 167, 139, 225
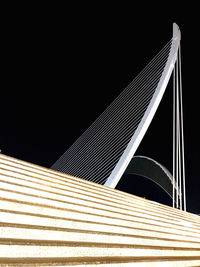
0, 153, 200, 266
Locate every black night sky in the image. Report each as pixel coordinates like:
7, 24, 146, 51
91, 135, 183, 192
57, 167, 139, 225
1, 5, 199, 214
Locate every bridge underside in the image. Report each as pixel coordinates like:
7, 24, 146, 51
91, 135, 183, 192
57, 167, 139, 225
124, 156, 174, 199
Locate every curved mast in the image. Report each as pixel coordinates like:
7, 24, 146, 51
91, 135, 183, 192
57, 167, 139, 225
105, 23, 181, 188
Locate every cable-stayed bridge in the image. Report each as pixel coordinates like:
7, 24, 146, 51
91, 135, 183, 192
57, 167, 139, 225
0, 23, 199, 266
52, 23, 186, 211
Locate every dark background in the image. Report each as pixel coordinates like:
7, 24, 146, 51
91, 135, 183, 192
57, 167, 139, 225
1, 4, 199, 214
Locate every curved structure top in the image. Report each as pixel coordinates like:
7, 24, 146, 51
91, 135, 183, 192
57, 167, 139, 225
105, 23, 181, 188
124, 156, 174, 198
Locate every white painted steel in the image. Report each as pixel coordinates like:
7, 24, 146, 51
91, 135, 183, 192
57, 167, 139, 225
105, 23, 181, 188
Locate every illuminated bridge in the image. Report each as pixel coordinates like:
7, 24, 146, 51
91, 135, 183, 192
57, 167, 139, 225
0, 23, 199, 265
52, 23, 186, 211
